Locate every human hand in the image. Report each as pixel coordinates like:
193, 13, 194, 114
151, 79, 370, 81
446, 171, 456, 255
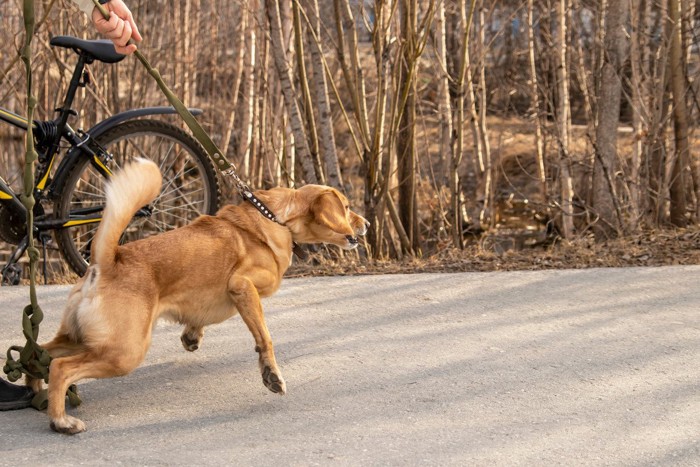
91, 0, 142, 55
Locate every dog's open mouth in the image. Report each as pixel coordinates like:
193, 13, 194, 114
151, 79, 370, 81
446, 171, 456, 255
345, 235, 359, 248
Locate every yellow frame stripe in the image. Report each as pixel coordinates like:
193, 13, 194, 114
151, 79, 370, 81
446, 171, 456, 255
36, 155, 56, 190
63, 218, 101, 227
0, 191, 13, 200
0, 108, 28, 126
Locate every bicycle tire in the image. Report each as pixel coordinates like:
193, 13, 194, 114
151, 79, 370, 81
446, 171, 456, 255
54, 119, 221, 276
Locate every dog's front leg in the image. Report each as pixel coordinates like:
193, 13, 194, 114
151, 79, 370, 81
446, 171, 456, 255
228, 275, 286, 395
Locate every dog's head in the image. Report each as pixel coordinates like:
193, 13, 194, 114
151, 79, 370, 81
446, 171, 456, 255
282, 185, 369, 250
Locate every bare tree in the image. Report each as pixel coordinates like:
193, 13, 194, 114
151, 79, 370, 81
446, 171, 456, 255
434, 0, 453, 188
646, 0, 671, 224
449, 0, 480, 248
592, 0, 628, 238
527, 0, 547, 202
239, 1, 256, 177
668, 0, 690, 226
396, 0, 420, 253
554, 0, 575, 238
476, 0, 492, 226
629, 0, 652, 229
302, 0, 343, 190
266, 0, 318, 184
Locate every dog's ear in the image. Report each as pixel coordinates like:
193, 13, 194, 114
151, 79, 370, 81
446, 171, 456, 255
311, 190, 352, 234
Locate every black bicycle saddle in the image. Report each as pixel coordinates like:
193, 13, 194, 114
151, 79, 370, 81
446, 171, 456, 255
49, 36, 126, 64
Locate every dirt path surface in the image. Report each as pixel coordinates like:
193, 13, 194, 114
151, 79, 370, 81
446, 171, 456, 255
1, 267, 699, 466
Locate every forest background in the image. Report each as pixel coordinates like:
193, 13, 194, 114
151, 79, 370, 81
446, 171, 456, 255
2, 0, 700, 279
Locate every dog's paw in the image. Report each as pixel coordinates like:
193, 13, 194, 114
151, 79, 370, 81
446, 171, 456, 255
180, 332, 201, 352
262, 365, 286, 395
50, 415, 86, 435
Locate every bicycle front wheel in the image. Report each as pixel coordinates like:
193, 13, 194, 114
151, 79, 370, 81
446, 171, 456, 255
55, 119, 221, 276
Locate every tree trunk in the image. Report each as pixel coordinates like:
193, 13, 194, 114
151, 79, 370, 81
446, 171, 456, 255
292, 0, 325, 184
527, 0, 547, 202
303, 0, 343, 190
265, 0, 318, 184
258, 17, 273, 186
435, 0, 453, 187
592, 0, 628, 238
476, 1, 492, 226
397, 0, 419, 254
629, 0, 652, 229
668, 0, 690, 226
555, 0, 575, 238
681, 0, 699, 218
367, 0, 389, 256
183, 0, 192, 105
647, 0, 670, 224
334, 0, 371, 146
222, 6, 249, 160
240, 2, 256, 178
450, 0, 478, 248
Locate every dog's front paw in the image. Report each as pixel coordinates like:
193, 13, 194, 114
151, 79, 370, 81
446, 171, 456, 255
50, 415, 86, 435
262, 365, 286, 395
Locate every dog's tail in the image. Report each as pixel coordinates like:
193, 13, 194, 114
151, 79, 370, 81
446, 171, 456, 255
92, 158, 162, 270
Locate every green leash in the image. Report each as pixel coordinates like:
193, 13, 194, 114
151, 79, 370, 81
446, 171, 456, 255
2, 0, 49, 408
1, 0, 81, 411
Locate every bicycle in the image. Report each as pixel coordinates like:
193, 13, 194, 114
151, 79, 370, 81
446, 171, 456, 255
0, 35, 221, 285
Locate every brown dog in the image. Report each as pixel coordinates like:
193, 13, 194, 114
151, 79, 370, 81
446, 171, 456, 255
30, 159, 368, 434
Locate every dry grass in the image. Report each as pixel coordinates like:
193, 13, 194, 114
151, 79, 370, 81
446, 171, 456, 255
286, 226, 700, 278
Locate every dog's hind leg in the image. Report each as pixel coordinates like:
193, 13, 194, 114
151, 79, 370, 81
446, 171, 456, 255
42, 334, 86, 358
47, 348, 144, 435
180, 325, 204, 352
227, 275, 286, 395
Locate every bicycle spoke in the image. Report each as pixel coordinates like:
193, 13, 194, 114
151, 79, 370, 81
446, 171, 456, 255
158, 176, 205, 200
143, 218, 170, 232
71, 228, 98, 249
71, 171, 106, 197
158, 159, 190, 195
156, 141, 179, 174
157, 191, 205, 214
154, 206, 201, 223
68, 187, 104, 201
152, 208, 194, 225
154, 190, 204, 209
119, 137, 152, 160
